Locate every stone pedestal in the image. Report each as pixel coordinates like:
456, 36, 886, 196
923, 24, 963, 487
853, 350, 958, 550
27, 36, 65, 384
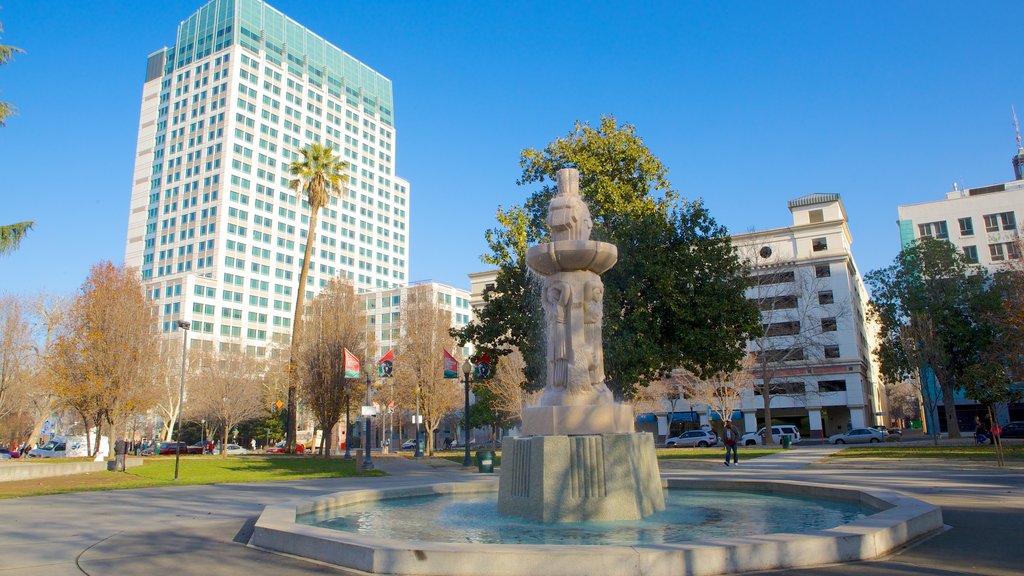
497, 433, 665, 522
520, 403, 634, 436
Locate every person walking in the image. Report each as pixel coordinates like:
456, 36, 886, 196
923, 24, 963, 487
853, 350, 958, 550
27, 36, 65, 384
723, 420, 739, 466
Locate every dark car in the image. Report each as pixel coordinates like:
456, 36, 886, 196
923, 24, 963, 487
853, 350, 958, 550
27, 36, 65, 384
156, 441, 198, 455
0, 448, 21, 459
1000, 421, 1024, 438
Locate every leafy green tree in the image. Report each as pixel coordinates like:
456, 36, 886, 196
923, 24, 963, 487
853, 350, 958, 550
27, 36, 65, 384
0, 222, 33, 256
285, 143, 348, 452
866, 236, 995, 438
456, 116, 759, 398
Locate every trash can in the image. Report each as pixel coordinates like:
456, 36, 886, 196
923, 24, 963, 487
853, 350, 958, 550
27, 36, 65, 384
475, 450, 494, 473
781, 435, 792, 449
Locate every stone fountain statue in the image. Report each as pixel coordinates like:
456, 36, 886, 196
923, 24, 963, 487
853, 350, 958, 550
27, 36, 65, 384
498, 168, 664, 522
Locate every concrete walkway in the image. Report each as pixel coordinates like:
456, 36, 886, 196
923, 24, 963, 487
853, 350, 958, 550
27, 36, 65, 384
0, 448, 1020, 575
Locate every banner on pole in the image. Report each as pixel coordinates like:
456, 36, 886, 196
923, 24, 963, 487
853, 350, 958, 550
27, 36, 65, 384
343, 348, 361, 378
443, 350, 459, 378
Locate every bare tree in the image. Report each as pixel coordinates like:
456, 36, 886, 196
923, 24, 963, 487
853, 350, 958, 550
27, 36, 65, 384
745, 254, 850, 444
21, 295, 70, 449
394, 286, 461, 455
476, 348, 538, 426
679, 354, 757, 423
0, 295, 32, 422
297, 278, 368, 456
190, 348, 268, 455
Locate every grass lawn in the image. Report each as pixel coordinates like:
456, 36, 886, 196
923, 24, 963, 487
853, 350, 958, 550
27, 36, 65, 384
830, 444, 1024, 461
0, 455, 382, 499
657, 447, 783, 460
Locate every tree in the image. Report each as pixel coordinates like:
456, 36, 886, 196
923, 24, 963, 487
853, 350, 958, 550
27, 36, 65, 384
0, 296, 32, 422
20, 295, 69, 449
285, 143, 348, 452
742, 248, 851, 443
48, 262, 158, 454
456, 116, 758, 398
153, 337, 203, 441
190, 348, 268, 455
472, 348, 538, 429
0, 19, 23, 128
679, 353, 757, 426
296, 278, 368, 456
0, 222, 33, 256
395, 286, 462, 455
0, 22, 33, 257
866, 237, 994, 439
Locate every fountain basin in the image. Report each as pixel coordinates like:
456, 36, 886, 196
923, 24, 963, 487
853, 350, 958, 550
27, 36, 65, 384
249, 478, 943, 576
526, 240, 618, 275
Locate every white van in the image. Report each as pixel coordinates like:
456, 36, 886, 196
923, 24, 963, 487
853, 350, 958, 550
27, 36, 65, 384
29, 435, 108, 458
741, 425, 801, 446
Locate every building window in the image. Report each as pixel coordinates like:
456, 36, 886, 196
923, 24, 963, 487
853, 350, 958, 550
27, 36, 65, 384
763, 321, 801, 337
918, 221, 948, 240
760, 348, 805, 363
962, 245, 979, 263
823, 345, 840, 358
1008, 242, 1021, 260
818, 379, 846, 392
990, 243, 1006, 261
756, 271, 795, 285
821, 317, 837, 332
983, 213, 1013, 232
818, 290, 834, 305
808, 209, 824, 223
756, 295, 798, 310
812, 237, 828, 252
958, 217, 974, 236
815, 264, 831, 278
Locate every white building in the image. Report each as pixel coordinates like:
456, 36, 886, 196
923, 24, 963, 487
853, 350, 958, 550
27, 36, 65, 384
124, 0, 409, 355
645, 194, 886, 441
727, 194, 885, 439
362, 281, 475, 360
896, 150, 1024, 269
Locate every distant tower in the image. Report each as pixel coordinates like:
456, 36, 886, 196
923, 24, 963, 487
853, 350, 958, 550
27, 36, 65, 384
1013, 106, 1024, 180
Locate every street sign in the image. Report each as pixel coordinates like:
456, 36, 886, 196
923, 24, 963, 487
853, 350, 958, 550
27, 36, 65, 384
412, 415, 423, 424
361, 406, 378, 416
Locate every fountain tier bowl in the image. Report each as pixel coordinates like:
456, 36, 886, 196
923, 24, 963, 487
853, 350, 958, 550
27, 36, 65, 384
526, 240, 618, 275
250, 478, 943, 576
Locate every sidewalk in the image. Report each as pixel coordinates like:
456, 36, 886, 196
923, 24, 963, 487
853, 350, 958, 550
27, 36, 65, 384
0, 449, 1019, 575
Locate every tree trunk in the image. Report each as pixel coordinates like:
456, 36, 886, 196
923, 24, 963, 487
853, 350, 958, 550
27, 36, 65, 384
287, 205, 321, 453
322, 427, 332, 457
23, 396, 54, 450
940, 376, 961, 438
761, 382, 775, 445
80, 412, 92, 456
221, 424, 229, 458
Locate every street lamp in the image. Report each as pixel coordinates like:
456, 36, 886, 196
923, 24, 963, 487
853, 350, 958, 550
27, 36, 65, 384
174, 320, 190, 481
461, 359, 472, 467
362, 370, 374, 471
413, 384, 423, 458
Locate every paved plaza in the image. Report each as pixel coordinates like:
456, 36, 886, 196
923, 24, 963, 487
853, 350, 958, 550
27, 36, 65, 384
0, 447, 1020, 576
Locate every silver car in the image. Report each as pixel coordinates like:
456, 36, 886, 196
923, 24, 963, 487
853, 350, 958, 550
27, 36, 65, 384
829, 428, 885, 444
665, 430, 719, 448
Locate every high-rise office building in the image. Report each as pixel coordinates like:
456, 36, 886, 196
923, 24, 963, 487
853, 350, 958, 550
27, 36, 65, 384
124, 0, 409, 355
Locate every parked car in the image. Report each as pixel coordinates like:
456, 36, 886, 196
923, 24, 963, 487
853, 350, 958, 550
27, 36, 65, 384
872, 426, 901, 440
266, 442, 304, 454
155, 441, 199, 455
829, 428, 885, 444
0, 448, 21, 459
741, 425, 801, 446
999, 421, 1024, 439
400, 439, 418, 450
213, 444, 249, 455
0, 451, 11, 460
665, 430, 719, 448
29, 440, 67, 458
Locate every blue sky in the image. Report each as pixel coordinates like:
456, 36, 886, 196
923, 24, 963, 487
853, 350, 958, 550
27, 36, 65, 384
2, 1, 1023, 297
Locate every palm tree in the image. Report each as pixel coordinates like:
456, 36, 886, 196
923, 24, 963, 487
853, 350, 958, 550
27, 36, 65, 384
285, 142, 348, 452
0, 221, 33, 256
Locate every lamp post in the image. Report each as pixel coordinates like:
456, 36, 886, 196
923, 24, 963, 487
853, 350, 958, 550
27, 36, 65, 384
461, 360, 472, 467
174, 320, 190, 480
362, 370, 374, 471
413, 384, 423, 458
343, 390, 352, 459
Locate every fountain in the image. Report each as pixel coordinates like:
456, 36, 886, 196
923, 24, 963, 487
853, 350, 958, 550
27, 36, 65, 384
499, 167, 663, 522
247, 168, 944, 575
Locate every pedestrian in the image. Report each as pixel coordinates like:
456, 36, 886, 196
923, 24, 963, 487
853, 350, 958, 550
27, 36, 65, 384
723, 420, 739, 466
975, 416, 989, 445
250, 438, 256, 452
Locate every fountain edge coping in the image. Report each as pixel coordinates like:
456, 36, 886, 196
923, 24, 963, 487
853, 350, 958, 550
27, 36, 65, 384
249, 478, 943, 576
